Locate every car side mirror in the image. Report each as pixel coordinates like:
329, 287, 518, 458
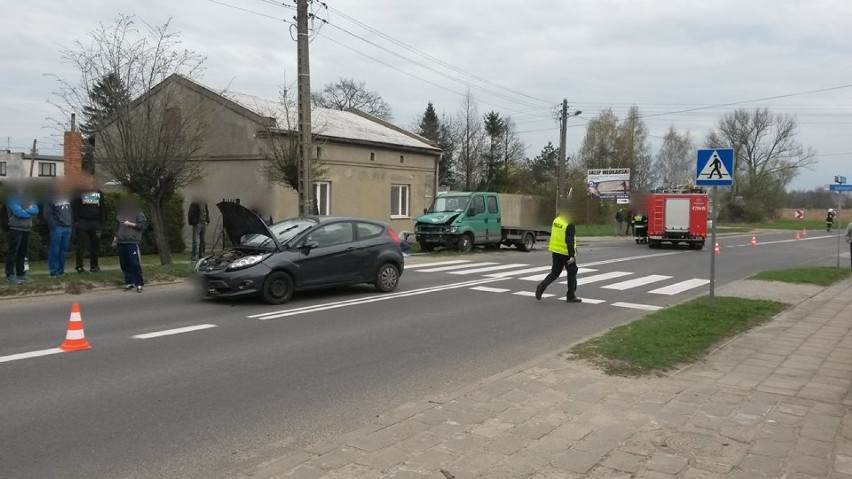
302, 240, 320, 250
423, 208, 428, 214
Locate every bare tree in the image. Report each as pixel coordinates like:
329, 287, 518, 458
654, 125, 694, 189
455, 90, 484, 191
578, 109, 619, 170
260, 85, 326, 192
51, 15, 208, 265
616, 106, 654, 190
312, 77, 393, 121
706, 108, 816, 218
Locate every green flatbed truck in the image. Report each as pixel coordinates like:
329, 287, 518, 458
414, 192, 552, 253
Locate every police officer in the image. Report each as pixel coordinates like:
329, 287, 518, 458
535, 204, 581, 303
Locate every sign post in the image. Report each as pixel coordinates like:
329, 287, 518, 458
830, 181, 851, 268
696, 148, 735, 308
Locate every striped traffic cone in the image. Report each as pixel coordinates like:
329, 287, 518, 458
714, 242, 721, 255
59, 303, 91, 352
750, 236, 757, 246
795, 231, 801, 241
802, 228, 808, 237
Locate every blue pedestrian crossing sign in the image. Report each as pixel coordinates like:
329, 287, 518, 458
696, 148, 735, 187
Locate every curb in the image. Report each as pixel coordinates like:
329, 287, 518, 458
0, 278, 189, 302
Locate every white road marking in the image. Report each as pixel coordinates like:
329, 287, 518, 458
417, 262, 497, 272
519, 268, 597, 282
747, 235, 833, 246
577, 298, 606, 304
485, 265, 554, 278
405, 260, 471, 269
570, 271, 633, 286
649, 279, 711, 295
0, 348, 64, 363
514, 291, 554, 298
132, 324, 218, 339
612, 302, 663, 311
602, 275, 673, 290
252, 278, 504, 320
450, 263, 529, 275
471, 286, 511, 293
583, 251, 684, 267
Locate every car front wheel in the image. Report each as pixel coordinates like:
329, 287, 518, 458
375, 263, 400, 292
262, 271, 294, 304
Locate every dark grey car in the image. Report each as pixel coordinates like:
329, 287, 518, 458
195, 202, 404, 304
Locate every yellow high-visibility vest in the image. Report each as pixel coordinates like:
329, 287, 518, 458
549, 215, 578, 255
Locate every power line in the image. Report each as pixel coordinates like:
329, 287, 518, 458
324, 4, 554, 106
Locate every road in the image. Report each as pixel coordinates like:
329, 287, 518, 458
0, 231, 842, 478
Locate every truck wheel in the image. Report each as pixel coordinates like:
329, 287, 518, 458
648, 240, 660, 249
517, 233, 535, 252
457, 234, 474, 253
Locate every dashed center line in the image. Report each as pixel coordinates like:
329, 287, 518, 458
132, 324, 218, 339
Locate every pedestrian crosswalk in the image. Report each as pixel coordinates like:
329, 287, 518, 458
407, 259, 710, 300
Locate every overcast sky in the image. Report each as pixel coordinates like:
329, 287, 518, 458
2, 0, 850, 189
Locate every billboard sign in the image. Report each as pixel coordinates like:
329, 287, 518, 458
586, 168, 630, 199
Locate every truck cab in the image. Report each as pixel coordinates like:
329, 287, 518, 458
414, 192, 501, 252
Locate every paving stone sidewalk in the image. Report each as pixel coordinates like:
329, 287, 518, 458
246, 278, 852, 479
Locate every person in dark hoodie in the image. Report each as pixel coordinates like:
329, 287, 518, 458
114, 197, 148, 293
187, 196, 210, 262
72, 175, 106, 273
5, 184, 39, 284
44, 182, 74, 277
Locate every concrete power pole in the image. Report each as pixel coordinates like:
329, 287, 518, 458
296, 0, 315, 215
556, 99, 568, 213
28, 139, 37, 177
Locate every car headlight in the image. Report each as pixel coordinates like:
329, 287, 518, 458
193, 257, 207, 272
227, 254, 270, 271
449, 226, 458, 233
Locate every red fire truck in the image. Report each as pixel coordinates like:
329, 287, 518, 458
644, 188, 709, 249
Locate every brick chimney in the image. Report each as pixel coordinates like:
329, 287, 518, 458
63, 113, 83, 177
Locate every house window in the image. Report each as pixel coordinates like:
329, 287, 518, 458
38, 162, 56, 177
316, 146, 323, 159
400, 155, 405, 164
314, 181, 330, 216
391, 184, 409, 218
0, 161, 6, 176
370, 152, 375, 162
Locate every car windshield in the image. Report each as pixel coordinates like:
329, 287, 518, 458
428, 195, 470, 213
240, 218, 319, 249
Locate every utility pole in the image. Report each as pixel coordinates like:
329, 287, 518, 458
556, 99, 568, 213
28, 139, 37, 177
296, 0, 315, 215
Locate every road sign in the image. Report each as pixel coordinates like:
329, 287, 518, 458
696, 149, 734, 187
829, 184, 852, 192
836, 175, 847, 184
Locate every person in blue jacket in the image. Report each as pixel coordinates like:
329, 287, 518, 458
5, 186, 39, 284
44, 182, 74, 277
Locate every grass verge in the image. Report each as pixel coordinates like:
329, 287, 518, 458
750, 267, 852, 286
0, 255, 192, 297
570, 296, 786, 376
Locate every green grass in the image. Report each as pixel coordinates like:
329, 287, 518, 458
750, 267, 852, 286
576, 224, 620, 237
571, 297, 786, 376
0, 254, 193, 297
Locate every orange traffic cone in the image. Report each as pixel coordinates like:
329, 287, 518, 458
795, 231, 801, 241
714, 242, 721, 255
59, 303, 91, 352
750, 236, 757, 246
802, 228, 808, 237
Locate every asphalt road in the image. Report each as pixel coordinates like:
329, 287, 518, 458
0, 230, 843, 478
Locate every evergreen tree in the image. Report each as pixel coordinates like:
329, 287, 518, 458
417, 102, 456, 189
80, 72, 131, 172
482, 111, 505, 189
418, 102, 440, 142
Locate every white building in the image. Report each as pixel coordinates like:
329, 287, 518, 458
0, 150, 65, 180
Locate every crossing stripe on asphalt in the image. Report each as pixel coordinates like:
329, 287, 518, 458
568, 271, 633, 286
485, 265, 554, 278
416, 262, 497, 272
513, 291, 554, 298
602, 275, 673, 291
577, 298, 606, 305
450, 263, 529, 275
0, 348, 64, 363
404, 260, 471, 269
612, 302, 664, 311
470, 286, 511, 293
518, 268, 597, 282
132, 324, 218, 339
649, 279, 711, 296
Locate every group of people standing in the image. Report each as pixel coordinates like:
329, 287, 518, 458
615, 208, 648, 243
4, 177, 148, 291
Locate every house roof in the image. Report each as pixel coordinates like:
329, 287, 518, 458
220, 90, 440, 153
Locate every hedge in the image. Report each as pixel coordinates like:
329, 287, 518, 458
1, 192, 185, 262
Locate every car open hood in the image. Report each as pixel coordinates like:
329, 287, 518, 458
414, 211, 461, 225
216, 201, 281, 250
